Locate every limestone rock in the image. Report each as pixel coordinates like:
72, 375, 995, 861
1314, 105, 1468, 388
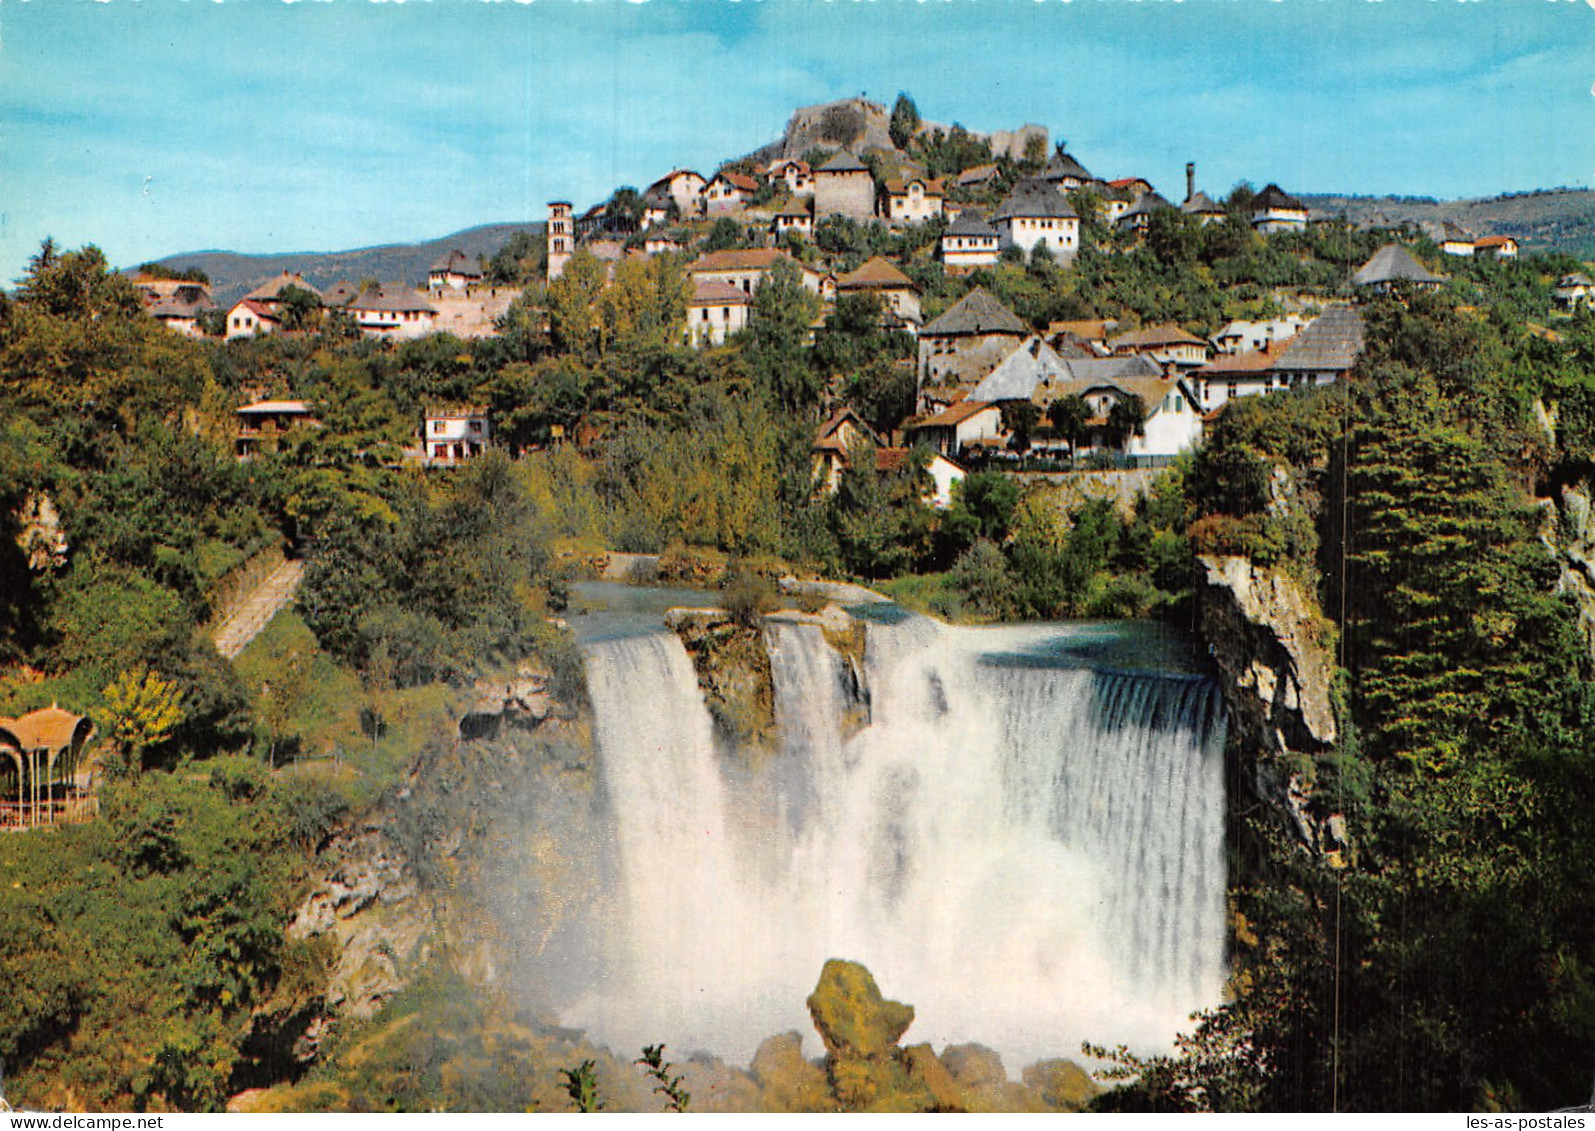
807, 959, 915, 1060
751, 1032, 833, 1112
1021, 1058, 1102, 1111
14, 490, 68, 571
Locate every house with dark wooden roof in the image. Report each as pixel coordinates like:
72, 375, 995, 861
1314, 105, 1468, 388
1251, 184, 1308, 233
1351, 244, 1444, 292
811, 408, 883, 493
1556, 273, 1595, 311
771, 199, 815, 241
1181, 191, 1226, 226
916, 287, 1031, 391
347, 284, 439, 341
428, 249, 483, 293
1439, 221, 1476, 256
1106, 323, 1210, 368
134, 277, 216, 338
1039, 149, 1093, 190
940, 212, 1001, 274
1118, 191, 1176, 234
991, 179, 1079, 261
1269, 306, 1365, 388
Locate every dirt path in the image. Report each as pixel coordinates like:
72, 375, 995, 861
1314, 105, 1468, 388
211, 559, 306, 659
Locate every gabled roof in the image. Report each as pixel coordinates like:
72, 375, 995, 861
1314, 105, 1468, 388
1474, 235, 1517, 249
689, 248, 802, 273
230, 298, 281, 322
956, 163, 1000, 186
1252, 184, 1306, 213
992, 180, 1078, 222
689, 279, 752, 305
945, 211, 998, 238
1055, 354, 1164, 385
836, 256, 916, 292
920, 287, 1028, 338
1193, 347, 1281, 378
711, 171, 759, 193
914, 399, 1002, 429
1107, 323, 1206, 351
244, 272, 321, 302
322, 280, 360, 307
1123, 191, 1175, 220
1273, 306, 1365, 372
775, 200, 814, 219
1558, 273, 1594, 288
430, 249, 481, 277
1351, 243, 1443, 287
1182, 191, 1223, 216
817, 150, 869, 174
885, 177, 945, 196
348, 284, 436, 314
969, 336, 1071, 401
812, 407, 881, 453
649, 169, 704, 192
1041, 151, 1093, 182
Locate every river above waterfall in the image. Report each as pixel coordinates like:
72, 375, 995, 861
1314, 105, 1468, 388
555, 584, 1227, 1073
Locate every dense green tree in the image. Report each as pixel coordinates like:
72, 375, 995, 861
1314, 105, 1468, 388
889, 92, 920, 150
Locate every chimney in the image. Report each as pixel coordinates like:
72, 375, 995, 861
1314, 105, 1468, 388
1186, 162, 1196, 202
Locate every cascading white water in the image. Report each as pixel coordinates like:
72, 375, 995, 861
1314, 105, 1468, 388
570, 611, 1227, 1072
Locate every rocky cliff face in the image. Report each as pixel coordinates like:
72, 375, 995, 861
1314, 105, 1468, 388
1546, 483, 1595, 660
1198, 554, 1349, 865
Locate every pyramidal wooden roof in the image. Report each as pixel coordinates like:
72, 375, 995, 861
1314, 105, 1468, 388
1351, 243, 1444, 287
836, 256, 915, 291
921, 287, 1028, 338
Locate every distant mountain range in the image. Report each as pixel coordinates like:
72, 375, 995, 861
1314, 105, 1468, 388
145, 221, 541, 309
1300, 188, 1595, 260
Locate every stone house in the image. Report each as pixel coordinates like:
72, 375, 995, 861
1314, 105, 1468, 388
813, 150, 876, 221
917, 287, 1030, 391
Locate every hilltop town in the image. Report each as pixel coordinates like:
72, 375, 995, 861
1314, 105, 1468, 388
123, 94, 1589, 483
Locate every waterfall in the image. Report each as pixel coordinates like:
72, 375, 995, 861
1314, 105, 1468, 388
569, 613, 1227, 1071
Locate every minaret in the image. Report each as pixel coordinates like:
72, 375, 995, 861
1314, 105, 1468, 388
547, 200, 573, 281
1186, 162, 1196, 204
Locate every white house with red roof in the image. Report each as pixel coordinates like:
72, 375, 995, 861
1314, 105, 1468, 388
226, 299, 281, 340
704, 171, 759, 214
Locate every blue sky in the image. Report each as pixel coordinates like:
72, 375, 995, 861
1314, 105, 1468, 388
1, 0, 1591, 285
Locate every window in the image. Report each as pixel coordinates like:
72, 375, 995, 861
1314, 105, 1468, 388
432, 421, 443, 434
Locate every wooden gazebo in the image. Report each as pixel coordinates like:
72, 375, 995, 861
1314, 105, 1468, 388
0, 705, 97, 830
